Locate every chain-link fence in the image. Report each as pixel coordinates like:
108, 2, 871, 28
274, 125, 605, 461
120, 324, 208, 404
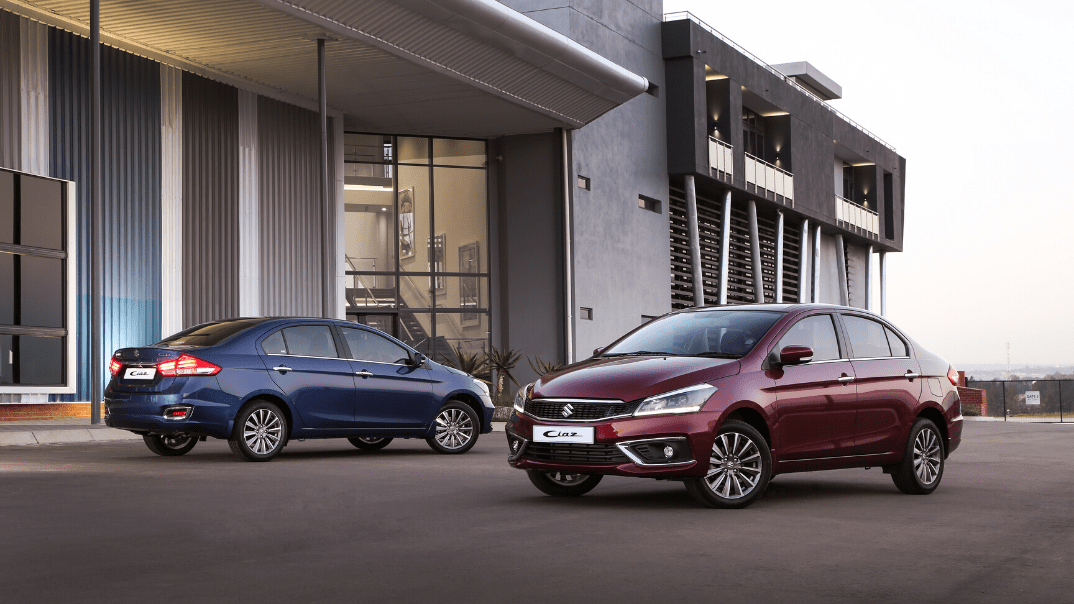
965, 380, 1074, 422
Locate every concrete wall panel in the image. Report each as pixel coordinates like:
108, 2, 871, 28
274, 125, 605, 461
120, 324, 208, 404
20, 18, 48, 176
0, 11, 20, 171
160, 65, 183, 337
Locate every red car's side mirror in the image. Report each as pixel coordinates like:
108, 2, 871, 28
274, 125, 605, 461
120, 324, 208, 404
777, 345, 814, 366
593, 347, 605, 357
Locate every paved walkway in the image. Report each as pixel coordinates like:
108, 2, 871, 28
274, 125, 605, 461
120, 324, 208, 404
0, 418, 506, 446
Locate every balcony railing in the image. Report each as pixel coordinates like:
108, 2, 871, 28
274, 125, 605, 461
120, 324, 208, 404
664, 11, 895, 152
835, 195, 879, 238
708, 136, 733, 182
744, 153, 793, 204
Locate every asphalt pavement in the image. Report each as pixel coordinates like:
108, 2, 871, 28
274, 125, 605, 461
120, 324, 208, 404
1, 421, 1072, 604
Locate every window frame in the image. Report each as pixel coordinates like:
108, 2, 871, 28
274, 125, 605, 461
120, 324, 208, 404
0, 170, 77, 394
259, 324, 345, 360
336, 324, 413, 366
773, 312, 845, 364
836, 313, 913, 361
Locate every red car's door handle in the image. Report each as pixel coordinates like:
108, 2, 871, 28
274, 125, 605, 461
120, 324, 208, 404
837, 374, 855, 384
904, 371, 920, 380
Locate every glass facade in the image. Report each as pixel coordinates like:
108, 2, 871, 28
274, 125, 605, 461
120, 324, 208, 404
344, 133, 489, 365
0, 169, 69, 387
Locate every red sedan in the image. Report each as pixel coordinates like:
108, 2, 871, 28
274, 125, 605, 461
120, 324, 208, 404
506, 304, 963, 508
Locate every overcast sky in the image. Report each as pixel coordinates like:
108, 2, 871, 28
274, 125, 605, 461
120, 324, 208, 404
664, 0, 1074, 367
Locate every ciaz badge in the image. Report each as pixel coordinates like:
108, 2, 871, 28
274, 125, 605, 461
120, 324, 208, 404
124, 367, 156, 380
533, 426, 594, 444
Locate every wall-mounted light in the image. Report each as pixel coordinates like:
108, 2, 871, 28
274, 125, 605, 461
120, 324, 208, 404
345, 184, 393, 192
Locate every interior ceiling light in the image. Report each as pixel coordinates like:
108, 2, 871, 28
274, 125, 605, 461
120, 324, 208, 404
706, 74, 728, 81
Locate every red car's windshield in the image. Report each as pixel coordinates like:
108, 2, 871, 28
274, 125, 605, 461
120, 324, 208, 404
602, 310, 784, 358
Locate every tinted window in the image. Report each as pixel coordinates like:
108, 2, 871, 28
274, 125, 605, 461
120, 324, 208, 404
603, 310, 783, 358
19, 175, 64, 251
261, 330, 287, 355
20, 256, 64, 328
157, 319, 265, 348
340, 327, 410, 364
885, 327, 909, 357
777, 315, 841, 361
0, 171, 13, 244
281, 326, 338, 358
18, 335, 63, 384
842, 315, 892, 358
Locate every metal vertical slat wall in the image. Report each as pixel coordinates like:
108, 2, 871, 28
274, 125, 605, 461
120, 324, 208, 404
20, 17, 48, 176
237, 89, 260, 317
49, 29, 162, 400
781, 219, 801, 303
100, 45, 162, 368
258, 96, 322, 317
0, 10, 19, 171
182, 71, 239, 327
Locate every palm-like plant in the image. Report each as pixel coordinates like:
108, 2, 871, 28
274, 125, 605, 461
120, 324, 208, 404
527, 356, 563, 377
487, 346, 523, 404
440, 345, 490, 382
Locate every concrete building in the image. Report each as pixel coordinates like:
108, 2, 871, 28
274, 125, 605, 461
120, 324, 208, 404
0, 1, 904, 420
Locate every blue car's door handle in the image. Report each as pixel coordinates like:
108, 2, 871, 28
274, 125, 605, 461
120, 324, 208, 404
356, 370, 374, 379
272, 365, 291, 374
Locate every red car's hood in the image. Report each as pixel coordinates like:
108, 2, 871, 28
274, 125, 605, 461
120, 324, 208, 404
532, 355, 741, 402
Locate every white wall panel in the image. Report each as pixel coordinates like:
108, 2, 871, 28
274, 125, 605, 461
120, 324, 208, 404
160, 64, 183, 337
238, 88, 260, 317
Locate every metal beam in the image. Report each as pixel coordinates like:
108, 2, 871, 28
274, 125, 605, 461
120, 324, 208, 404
561, 128, 574, 363
834, 234, 849, 306
718, 191, 731, 305
684, 175, 704, 307
880, 251, 888, 316
811, 224, 821, 303
798, 218, 810, 303
318, 38, 330, 319
774, 211, 784, 303
865, 245, 874, 311
747, 200, 764, 302
90, 0, 101, 424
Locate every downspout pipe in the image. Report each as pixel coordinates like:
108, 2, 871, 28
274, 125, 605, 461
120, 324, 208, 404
834, 234, 849, 306
880, 251, 888, 316
774, 211, 784, 303
865, 245, 874, 310
718, 191, 731, 305
561, 128, 574, 363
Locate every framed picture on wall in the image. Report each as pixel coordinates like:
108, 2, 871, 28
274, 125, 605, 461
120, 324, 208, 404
460, 242, 480, 325
399, 187, 415, 259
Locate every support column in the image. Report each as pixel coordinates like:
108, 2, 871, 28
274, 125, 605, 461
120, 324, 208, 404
718, 191, 732, 305
685, 175, 704, 307
160, 65, 183, 336
238, 90, 260, 317
880, 251, 888, 316
798, 219, 810, 303
811, 224, 821, 303
318, 38, 331, 319
774, 211, 784, 303
834, 234, 849, 306
747, 200, 764, 302
865, 245, 874, 311
561, 128, 575, 363
90, 0, 101, 423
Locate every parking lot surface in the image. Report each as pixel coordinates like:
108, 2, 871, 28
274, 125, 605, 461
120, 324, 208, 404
1, 421, 1071, 603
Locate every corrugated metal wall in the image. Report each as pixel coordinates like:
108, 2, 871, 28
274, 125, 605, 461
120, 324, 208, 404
238, 89, 260, 317
160, 64, 183, 337
49, 30, 162, 400
20, 18, 48, 175
0, 10, 20, 171
182, 71, 239, 327
258, 96, 321, 317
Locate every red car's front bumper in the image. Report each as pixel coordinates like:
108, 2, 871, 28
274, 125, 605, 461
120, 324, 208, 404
505, 409, 719, 479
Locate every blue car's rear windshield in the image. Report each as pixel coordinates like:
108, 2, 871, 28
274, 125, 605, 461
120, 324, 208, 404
602, 310, 784, 358
156, 319, 266, 348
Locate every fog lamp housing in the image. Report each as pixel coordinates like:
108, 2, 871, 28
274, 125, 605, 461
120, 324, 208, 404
617, 437, 693, 466
163, 405, 193, 421
506, 432, 528, 461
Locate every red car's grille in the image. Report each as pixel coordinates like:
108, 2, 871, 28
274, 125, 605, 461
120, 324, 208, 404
523, 443, 630, 464
524, 399, 638, 421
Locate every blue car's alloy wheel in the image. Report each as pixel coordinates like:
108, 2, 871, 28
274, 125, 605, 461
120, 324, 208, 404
229, 400, 288, 462
426, 401, 479, 454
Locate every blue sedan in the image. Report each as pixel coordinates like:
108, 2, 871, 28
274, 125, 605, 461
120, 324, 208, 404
104, 318, 495, 461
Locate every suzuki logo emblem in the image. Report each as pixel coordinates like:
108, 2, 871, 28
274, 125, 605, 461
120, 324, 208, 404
561, 403, 574, 417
